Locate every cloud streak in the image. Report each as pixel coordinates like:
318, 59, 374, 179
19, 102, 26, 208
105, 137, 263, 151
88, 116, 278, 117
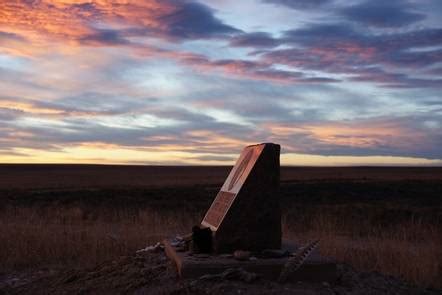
340, 0, 426, 28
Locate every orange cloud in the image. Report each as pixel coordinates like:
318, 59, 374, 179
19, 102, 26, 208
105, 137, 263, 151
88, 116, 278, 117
0, 0, 235, 53
187, 130, 249, 148
0, 1, 171, 40
0, 100, 63, 115
0, 98, 114, 119
265, 119, 428, 150
1, 1, 338, 86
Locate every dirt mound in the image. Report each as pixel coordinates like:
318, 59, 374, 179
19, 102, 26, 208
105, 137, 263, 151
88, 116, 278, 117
2, 250, 439, 295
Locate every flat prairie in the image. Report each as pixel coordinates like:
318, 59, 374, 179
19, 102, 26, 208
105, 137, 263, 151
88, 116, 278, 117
0, 165, 441, 293
1, 164, 441, 189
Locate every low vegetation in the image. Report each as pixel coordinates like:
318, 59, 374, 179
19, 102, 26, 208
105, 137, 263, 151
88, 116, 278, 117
1, 203, 440, 288
1, 166, 441, 289
284, 210, 441, 288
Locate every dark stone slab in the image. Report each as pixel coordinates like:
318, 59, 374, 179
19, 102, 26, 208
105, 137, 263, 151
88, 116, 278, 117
201, 143, 281, 253
164, 239, 337, 282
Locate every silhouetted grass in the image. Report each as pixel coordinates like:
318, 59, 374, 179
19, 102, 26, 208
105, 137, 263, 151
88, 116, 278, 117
283, 211, 441, 288
0, 206, 200, 269
1, 204, 440, 288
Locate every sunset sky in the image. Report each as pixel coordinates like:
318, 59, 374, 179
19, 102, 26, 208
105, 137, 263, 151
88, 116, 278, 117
1, 0, 441, 165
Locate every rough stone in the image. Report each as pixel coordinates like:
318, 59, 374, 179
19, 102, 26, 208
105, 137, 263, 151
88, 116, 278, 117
201, 143, 281, 253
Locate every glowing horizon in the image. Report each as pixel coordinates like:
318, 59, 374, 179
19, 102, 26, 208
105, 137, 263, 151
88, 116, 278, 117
1, 0, 441, 166
2, 146, 442, 166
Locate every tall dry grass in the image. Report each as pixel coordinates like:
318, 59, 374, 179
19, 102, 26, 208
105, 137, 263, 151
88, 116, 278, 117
0, 206, 200, 270
283, 212, 442, 289
1, 206, 440, 289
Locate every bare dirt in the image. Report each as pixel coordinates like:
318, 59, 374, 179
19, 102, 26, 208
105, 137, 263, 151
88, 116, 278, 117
1, 250, 439, 295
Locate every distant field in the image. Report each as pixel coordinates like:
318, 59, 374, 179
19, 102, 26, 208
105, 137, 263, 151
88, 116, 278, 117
1, 165, 441, 288
1, 164, 441, 189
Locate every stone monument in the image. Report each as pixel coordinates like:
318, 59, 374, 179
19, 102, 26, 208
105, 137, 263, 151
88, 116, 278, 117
201, 143, 281, 253
163, 143, 337, 282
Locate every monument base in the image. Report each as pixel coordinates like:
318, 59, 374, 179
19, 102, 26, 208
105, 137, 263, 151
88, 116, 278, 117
163, 239, 337, 282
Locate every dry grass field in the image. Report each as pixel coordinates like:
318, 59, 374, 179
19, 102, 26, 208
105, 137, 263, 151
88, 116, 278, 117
1, 165, 441, 289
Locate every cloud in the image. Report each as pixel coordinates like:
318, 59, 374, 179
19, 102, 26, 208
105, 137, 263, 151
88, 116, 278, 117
0, 31, 25, 42
188, 154, 236, 162
79, 29, 131, 46
257, 24, 442, 88
348, 67, 442, 89
264, 0, 426, 27
177, 53, 339, 84
340, 0, 426, 27
0, 107, 24, 121
264, 116, 442, 159
156, 1, 240, 39
229, 32, 279, 48
0, 87, 256, 154
426, 67, 442, 76
281, 21, 442, 51
2, 89, 442, 160
0, 0, 240, 50
2, 0, 439, 89
262, 0, 332, 10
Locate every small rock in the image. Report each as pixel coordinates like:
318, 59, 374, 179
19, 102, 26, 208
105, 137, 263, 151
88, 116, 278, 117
194, 254, 210, 259
261, 249, 289, 258
136, 242, 162, 253
233, 250, 250, 261
219, 254, 233, 259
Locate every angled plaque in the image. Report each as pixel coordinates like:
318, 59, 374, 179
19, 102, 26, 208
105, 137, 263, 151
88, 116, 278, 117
202, 144, 265, 231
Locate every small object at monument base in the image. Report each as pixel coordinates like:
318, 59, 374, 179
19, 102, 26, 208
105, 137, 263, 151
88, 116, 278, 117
163, 239, 337, 282
191, 226, 212, 254
233, 250, 251, 261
